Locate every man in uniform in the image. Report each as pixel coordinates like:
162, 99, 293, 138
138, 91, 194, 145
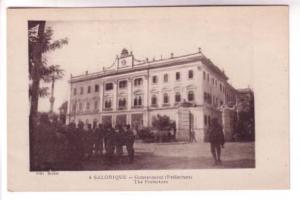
104, 124, 116, 163
208, 118, 225, 165
76, 121, 85, 161
95, 123, 104, 157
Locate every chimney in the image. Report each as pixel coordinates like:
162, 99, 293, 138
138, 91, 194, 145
85, 71, 88, 75
170, 53, 174, 58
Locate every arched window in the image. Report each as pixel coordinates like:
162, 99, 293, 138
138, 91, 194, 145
105, 99, 112, 109
188, 91, 194, 101
119, 80, 127, 89
105, 83, 113, 91
152, 76, 158, 84
163, 93, 169, 104
118, 98, 127, 108
176, 72, 180, 81
151, 95, 157, 106
188, 70, 193, 79
134, 78, 143, 86
86, 102, 90, 110
134, 95, 142, 106
134, 98, 137, 106
95, 84, 99, 92
138, 96, 142, 105
175, 92, 181, 103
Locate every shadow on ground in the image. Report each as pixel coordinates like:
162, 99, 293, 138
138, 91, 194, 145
79, 151, 255, 171
44, 142, 255, 171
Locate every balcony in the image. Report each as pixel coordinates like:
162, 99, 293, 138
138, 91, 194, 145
103, 107, 113, 111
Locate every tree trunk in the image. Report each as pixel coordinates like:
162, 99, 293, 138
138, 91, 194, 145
29, 21, 45, 170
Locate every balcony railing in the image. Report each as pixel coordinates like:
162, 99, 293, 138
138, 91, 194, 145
132, 105, 143, 109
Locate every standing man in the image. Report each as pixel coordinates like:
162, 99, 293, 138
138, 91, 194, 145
95, 123, 104, 157
104, 124, 116, 163
125, 125, 135, 163
208, 118, 225, 165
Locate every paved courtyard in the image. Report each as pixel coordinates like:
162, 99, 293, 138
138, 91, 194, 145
82, 141, 255, 170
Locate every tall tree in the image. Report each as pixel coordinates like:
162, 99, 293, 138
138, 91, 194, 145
28, 21, 68, 170
28, 22, 68, 113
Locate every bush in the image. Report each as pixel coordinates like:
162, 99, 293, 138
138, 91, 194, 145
152, 114, 174, 130
138, 127, 154, 142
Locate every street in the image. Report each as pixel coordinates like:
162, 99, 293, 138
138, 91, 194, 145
82, 141, 255, 170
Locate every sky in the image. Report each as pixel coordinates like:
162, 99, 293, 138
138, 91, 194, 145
38, 7, 254, 112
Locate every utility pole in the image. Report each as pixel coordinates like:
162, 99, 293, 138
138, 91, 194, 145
49, 75, 55, 113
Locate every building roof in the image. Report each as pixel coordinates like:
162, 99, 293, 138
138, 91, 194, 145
70, 49, 229, 84
237, 88, 253, 93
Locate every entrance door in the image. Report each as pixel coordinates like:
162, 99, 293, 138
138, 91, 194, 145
177, 107, 191, 141
116, 114, 127, 127
102, 115, 112, 127
131, 113, 143, 130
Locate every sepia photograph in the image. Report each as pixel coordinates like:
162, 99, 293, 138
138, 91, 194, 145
7, 6, 288, 191
28, 18, 255, 171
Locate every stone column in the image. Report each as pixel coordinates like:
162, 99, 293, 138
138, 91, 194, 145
113, 80, 118, 111
143, 74, 149, 126
127, 77, 132, 126
99, 81, 104, 124
127, 77, 132, 111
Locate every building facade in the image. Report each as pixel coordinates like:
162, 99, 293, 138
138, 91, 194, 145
67, 48, 237, 141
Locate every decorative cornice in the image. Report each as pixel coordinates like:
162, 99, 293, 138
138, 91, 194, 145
70, 52, 207, 84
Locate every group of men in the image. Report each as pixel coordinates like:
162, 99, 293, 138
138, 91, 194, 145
66, 122, 135, 162
33, 113, 135, 170
33, 113, 225, 170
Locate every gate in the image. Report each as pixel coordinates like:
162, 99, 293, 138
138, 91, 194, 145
177, 107, 192, 141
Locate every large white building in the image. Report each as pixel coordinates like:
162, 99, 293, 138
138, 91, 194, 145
67, 48, 236, 141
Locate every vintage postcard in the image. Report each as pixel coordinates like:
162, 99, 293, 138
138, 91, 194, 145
7, 6, 289, 191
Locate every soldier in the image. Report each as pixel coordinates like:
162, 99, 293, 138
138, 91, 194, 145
76, 121, 85, 161
208, 118, 225, 165
115, 125, 124, 156
124, 124, 135, 163
85, 123, 93, 160
67, 122, 77, 162
95, 123, 104, 157
104, 124, 116, 159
